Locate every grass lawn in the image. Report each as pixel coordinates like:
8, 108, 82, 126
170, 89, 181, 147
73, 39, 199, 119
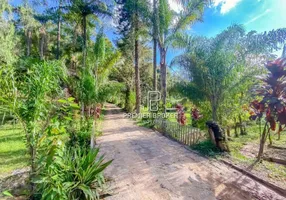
0, 125, 28, 179
0, 110, 106, 180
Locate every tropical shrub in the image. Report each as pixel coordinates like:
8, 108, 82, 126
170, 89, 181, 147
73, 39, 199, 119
126, 91, 136, 112
249, 58, 286, 159
10, 60, 66, 194
69, 129, 91, 149
191, 108, 202, 127
176, 104, 186, 125
36, 145, 112, 200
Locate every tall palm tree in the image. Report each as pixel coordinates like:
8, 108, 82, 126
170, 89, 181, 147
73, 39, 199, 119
34, 14, 50, 60
68, 0, 110, 67
116, 0, 149, 114
19, 3, 40, 56
132, 0, 141, 114
157, 0, 206, 112
150, 0, 202, 91
56, 0, 63, 60
171, 25, 286, 121
152, 0, 158, 91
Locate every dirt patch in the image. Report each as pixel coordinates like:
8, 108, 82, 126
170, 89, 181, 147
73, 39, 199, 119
0, 168, 29, 199
241, 143, 286, 160
232, 142, 286, 190
97, 104, 286, 200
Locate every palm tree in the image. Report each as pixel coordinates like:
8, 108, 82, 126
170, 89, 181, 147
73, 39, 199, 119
171, 25, 286, 121
116, 0, 149, 114
56, 0, 63, 60
152, 0, 158, 91
19, 3, 40, 56
68, 0, 110, 67
151, 0, 197, 91
34, 14, 51, 60
134, 0, 141, 114
157, 0, 206, 112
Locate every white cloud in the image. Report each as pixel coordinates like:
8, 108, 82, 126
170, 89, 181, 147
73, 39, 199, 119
245, 9, 271, 25
213, 0, 242, 14
147, 0, 183, 13
168, 0, 183, 13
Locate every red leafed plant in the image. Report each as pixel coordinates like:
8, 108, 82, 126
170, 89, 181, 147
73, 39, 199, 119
95, 104, 102, 119
191, 108, 202, 127
191, 108, 202, 120
176, 104, 186, 125
249, 58, 286, 160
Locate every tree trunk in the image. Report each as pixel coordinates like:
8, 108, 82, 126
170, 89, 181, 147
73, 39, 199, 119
226, 126, 230, 137
239, 114, 243, 135
56, 0, 61, 60
257, 122, 268, 160
30, 142, 36, 195
134, 4, 141, 114
26, 125, 37, 198
135, 38, 141, 114
153, 0, 157, 91
91, 107, 96, 148
39, 26, 45, 60
206, 122, 230, 152
211, 103, 218, 121
153, 39, 157, 91
160, 47, 167, 113
208, 128, 216, 145
82, 15, 87, 68
26, 29, 32, 56
268, 130, 272, 146
277, 124, 282, 140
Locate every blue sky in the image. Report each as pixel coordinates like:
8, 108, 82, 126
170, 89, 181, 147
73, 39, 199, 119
164, 0, 286, 64
192, 0, 286, 37
11, 0, 286, 63
106, 0, 286, 64
163, 0, 286, 64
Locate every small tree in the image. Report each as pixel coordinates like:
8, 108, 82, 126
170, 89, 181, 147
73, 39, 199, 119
250, 58, 286, 160
0, 60, 66, 196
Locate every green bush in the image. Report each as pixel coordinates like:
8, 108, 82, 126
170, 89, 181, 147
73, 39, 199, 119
69, 129, 90, 149
166, 102, 172, 108
129, 92, 136, 107
125, 91, 135, 113
36, 145, 112, 200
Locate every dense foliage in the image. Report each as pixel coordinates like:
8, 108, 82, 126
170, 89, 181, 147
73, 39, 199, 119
0, 0, 286, 198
